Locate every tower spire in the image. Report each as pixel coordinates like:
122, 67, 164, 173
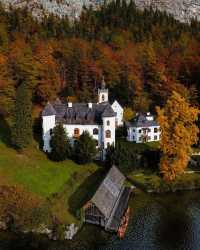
101, 76, 106, 89
98, 76, 109, 103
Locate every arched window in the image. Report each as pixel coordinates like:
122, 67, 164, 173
106, 130, 111, 138
102, 94, 105, 102
95, 140, 99, 147
93, 128, 99, 135
107, 120, 110, 126
74, 128, 80, 137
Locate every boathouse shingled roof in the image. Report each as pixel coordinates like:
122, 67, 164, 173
42, 100, 116, 124
91, 166, 126, 219
105, 187, 131, 231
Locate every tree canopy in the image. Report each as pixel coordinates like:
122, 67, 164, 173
0, 1, 199, 116
157, 91, 199, 181
50, 123, 71, 161
74, 131, 97, 164
12, 82, 33, 150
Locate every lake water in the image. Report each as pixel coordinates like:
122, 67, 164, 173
1, 190, 200, 250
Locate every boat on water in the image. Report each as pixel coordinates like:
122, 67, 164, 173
117, 207, 130, 238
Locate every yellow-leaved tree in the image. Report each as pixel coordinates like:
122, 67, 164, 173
123, 107, 135, 121
156, 91, 199, 182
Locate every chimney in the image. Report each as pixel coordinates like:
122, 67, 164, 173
88, 103, 93, 109
146, 112, 154, 121
68, 102, 72, 108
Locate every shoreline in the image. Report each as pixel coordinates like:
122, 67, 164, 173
128, 171, 200, 194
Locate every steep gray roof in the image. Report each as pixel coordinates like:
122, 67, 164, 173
42, 103, 56, 116
105, 187, 131, 231
42, 100, 116, 125
91, 166, 125, 219
128, 114, 158, 128
102, 105, 116, 118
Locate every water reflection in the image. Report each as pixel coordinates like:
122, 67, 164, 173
1, 191, 200, 250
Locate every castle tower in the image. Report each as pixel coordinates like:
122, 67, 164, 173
98, 77, 109, 103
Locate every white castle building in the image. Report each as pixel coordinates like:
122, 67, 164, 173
42, 79, 124, 155
126, 113, 161, 143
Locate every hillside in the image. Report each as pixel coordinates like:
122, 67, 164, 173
0, 118, 103, 226
0, 0, 199, 22
0, 0, 199, 117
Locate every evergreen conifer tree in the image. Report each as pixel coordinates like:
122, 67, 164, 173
105, 144, 116, 167
50, 123, 71, 161
12, 82, 33, 150
74, 131, 97, 164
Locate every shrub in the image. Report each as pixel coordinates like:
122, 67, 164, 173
116, 125, 127, 138
106, 140, 159, 173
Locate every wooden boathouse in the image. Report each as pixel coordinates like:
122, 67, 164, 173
82, 166, 131, 236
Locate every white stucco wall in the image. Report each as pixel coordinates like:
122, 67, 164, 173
98, 89, 108, 103
102, 117, 116, 149
42, 115, 56, 152
127, 126, 161, 143
111, 101, 124, 127
63, 124, 102, 146
42, 115, 117, 155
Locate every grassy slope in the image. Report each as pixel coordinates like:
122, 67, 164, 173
117, 138, 160, 151
128, 170, 200, 193
0, 118, 103, 225
0, 143, 79, 197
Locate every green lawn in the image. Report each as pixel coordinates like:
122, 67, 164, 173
0, 141, 99, 197
0, 117, 103, 226
117, 139, 160, 151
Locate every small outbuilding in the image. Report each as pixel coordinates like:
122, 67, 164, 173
82, 166, 131, 234
126, 113, 161, 143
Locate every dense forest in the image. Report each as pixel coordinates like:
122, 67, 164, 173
0, 0, 200, 233
0, 0, 199, 117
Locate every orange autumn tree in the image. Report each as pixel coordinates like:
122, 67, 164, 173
0, 185, 44, 229
157, 91, 199, 181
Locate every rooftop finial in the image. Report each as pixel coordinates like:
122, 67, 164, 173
101, 76, 106, 89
